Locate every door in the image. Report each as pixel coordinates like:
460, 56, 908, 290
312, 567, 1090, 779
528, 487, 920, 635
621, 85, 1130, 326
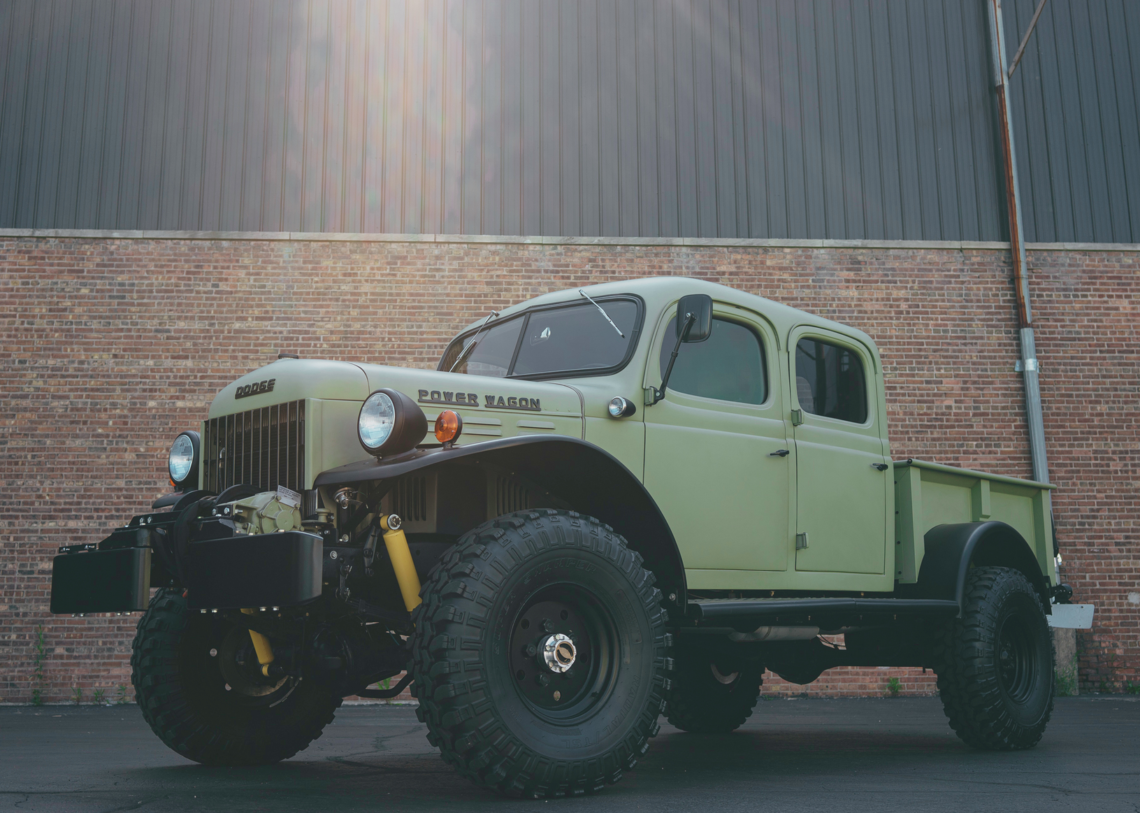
789, 329, 889, 574
644, 309, 790, 573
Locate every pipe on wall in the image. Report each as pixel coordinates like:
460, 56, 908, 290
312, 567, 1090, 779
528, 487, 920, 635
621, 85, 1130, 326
985, 0, 1054, 563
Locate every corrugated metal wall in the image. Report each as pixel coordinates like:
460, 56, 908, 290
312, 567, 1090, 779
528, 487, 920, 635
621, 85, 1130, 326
1005, 0, 1140, 244
0, 0, 1135, 241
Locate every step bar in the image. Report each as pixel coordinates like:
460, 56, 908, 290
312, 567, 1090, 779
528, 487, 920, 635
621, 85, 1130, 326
687, 597, 960, 630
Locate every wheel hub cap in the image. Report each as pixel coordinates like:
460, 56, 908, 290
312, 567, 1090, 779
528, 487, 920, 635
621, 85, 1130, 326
710, 663, 741, 685
541, 633, 577, 673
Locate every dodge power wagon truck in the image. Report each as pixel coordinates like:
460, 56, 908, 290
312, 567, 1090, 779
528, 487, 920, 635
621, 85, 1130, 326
51, 277, 1086, 797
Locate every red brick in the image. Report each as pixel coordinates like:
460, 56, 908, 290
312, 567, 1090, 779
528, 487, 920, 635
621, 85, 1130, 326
0, 238, 1136, 702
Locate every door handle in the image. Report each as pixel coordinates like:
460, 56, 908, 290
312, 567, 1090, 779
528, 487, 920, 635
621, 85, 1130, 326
872, 463, 889, 471
769, 449, 790, 457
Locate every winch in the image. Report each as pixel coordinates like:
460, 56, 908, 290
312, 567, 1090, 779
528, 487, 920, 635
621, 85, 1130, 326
221, 491, 303, 535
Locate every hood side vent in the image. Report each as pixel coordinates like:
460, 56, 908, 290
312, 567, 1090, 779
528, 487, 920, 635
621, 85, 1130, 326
382, 473, 437, 532
491, 475, 533, 517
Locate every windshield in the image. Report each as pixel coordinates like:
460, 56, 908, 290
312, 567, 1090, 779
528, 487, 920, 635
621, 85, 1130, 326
439, 298, 640, 379
440, 318, 523, 377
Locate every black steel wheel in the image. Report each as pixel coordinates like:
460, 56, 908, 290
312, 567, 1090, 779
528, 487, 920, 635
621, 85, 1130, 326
666, 639, 764, 733
131, 590, 341, 766
507, 586, 617, 720
411, 509, 672, 798
935, 566, 1055, 750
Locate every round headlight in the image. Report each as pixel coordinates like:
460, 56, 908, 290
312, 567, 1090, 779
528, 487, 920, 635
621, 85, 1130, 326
168, 431, 200, 487
359, 392, 396, 449
358, 389, 428, 457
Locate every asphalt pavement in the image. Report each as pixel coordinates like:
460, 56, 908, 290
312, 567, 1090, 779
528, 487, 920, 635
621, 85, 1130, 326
1, 697, 1137, 812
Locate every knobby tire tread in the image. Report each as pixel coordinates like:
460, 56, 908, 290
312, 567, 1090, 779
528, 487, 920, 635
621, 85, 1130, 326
410, 509, 673, 798
934, 566, 1054, 751
131, 589, 341, 766
666, 662, 763, 734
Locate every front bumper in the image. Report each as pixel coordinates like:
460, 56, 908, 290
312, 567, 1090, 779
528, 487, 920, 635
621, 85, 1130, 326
50, 547, 152, 614
184, 531, 322, 610
50, 510, 324, 614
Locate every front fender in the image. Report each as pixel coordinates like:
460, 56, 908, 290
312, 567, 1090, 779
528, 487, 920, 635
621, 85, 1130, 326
315, 436, 687, 610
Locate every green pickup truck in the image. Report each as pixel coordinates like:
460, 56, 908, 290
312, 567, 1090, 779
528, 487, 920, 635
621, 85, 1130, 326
51, 277, 1088, 797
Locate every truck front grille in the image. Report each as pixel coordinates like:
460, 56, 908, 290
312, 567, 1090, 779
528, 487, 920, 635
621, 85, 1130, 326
202, 401, 305, 495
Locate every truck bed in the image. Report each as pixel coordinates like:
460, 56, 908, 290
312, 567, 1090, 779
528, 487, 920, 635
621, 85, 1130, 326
893, 458, 1056, 586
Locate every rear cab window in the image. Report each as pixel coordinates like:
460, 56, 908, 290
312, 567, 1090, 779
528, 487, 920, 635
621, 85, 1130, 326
794, 337, 868, 423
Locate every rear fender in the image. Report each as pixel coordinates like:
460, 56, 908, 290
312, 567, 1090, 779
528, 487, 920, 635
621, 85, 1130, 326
315, 436, 687, 610
903, 521, 1050, 614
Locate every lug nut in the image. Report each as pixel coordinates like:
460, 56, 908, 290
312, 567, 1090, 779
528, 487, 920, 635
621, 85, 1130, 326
536, 674, 550, 687
542, 618, 553, 633
525, 644, 537, 657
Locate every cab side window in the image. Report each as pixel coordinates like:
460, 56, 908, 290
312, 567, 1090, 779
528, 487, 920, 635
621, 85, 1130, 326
795, 338, 868, 423
661, 317, 767, 405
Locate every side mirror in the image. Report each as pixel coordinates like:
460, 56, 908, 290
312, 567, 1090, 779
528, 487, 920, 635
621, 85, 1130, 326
676, 294, 713, 343
647, 294, 715, 406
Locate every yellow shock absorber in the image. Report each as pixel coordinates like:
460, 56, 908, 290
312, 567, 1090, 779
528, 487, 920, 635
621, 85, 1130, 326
381, 513, 422, 611
240, 608, 275, 677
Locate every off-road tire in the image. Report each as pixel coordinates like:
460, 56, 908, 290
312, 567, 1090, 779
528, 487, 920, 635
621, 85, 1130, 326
131, 589, 341, 766
410, 509, 672, 798
935, 566, 1054, 750
666, 641, 764, 733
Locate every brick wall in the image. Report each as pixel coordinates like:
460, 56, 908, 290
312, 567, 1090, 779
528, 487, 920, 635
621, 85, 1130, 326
1, 235, 1136, 703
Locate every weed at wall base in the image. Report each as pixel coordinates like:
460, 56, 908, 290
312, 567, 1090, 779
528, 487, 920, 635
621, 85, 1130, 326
31, 626, 46, 707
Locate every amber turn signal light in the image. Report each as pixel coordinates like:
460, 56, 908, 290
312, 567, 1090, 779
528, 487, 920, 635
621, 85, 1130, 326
435, 410, 463, 446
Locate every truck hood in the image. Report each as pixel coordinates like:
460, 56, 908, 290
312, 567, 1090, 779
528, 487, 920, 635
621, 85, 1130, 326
208, 359, 371, 419
208, 358, 583, 423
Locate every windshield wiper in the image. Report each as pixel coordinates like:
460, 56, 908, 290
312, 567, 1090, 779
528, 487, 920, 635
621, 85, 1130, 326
578, 290, 624, 338
448, 310, 500, 372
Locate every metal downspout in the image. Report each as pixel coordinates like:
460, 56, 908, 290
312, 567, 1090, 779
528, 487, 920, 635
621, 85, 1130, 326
985, 0, 1050, 489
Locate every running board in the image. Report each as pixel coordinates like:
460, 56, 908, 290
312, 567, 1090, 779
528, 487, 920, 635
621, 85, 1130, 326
687, 597, 959, 630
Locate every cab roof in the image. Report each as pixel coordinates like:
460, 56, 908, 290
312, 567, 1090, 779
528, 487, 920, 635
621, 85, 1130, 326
456, 276, 876, 354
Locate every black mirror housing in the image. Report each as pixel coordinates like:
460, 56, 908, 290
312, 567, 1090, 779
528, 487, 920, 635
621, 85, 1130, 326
648, 293, 714, 407
676, 294, 713, 342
